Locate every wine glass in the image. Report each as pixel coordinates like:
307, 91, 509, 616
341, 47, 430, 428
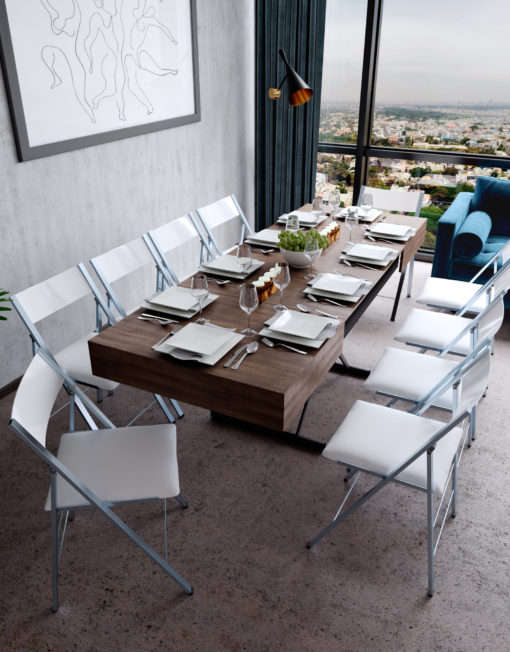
304, 235, 319, 280
320, 192, 330, 217
345, 207, 359, 244
360, 192, 373, 221
329, 189, 341, 218
239, 283, 259, 335
273, 263, 290, 311
236, 243, 252, 277
311, 196, 323, 223
191, 273, 209, 324
286, 214, 300, 233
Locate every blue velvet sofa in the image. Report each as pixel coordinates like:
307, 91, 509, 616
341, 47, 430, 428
432, 176, 510, 306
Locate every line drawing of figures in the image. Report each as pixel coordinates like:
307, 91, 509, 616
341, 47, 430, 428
38, 0, 180, 124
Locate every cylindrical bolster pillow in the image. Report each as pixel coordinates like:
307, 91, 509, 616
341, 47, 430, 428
453, 210, 492, 258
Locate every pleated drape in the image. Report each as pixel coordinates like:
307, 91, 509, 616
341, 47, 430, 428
255, 0, 327, 230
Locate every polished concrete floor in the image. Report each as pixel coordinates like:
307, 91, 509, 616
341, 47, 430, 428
1, 261, 509, 651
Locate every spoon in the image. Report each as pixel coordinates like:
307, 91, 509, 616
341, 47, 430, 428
341, 259, 378, 271
138, 314, 178, 325
231, 341, 259, 369
307, 294, 349, 307
206, 277, 232, 285
260, 248, 276, 255
296, 303, 335, 318
260, 337, 307, 355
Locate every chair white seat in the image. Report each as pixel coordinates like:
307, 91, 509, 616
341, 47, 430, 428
364, 347, 457, 410
55, 333, 118, 391
394, 309, 473, 355
417, 277, 487, 313
323, 401, 463, 495
45, 423, 179, 510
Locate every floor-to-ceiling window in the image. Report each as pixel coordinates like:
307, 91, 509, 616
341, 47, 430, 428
318, 0, 510, 251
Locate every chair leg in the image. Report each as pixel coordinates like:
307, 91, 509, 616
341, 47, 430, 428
406, 257, 415, 298
427, 451, 435, 598
390, 266, 407, 322
154, 394, 176, 423
175, 494, 188, 509
96, 388, 103, 403
451, 453, 458, 518
50, 471, 59, 612
169, 398, 184, 419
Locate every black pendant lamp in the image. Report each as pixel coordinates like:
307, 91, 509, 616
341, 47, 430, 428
268, 49, 313, 106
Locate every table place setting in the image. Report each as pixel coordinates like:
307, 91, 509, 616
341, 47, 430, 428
244, 228, 281, 248
142, 284, 219, 318
259, 309, 339, 349
277, 210, 323, 228
335, 206, 383, 223
339, 242, 399, 268
199, 252, 264, 280
303, 272, 372, 303
364, 222, 416, 242
152, 322, 244, 365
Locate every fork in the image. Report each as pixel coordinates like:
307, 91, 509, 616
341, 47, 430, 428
206, 277, 232, 285
139, 314, 178, 325
261, 337, 307, 355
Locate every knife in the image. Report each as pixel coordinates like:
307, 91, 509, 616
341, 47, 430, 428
223, 344, 249, 368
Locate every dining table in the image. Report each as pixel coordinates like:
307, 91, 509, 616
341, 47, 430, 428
88, 207, 426, 449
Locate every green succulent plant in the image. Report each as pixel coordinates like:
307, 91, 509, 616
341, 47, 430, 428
0, 289, 11, 320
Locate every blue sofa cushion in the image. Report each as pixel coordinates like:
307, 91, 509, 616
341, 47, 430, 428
453, 210, 492, 258
471, 176, 510, 236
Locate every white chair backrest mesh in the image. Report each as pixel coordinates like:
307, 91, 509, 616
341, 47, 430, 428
492, 259, 510, 298
11, 354, 62, 446
476, 296, 505, 342
91, 237, 153, 284
149, 216, 199, 255
198, 196, 239, 229
359, 186, 423, 214
457, 348, 491, 415
14, 266, 92, 324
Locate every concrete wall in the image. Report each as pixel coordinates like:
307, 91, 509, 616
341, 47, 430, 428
0, 0, 255, 387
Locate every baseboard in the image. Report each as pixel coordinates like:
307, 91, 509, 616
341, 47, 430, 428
0, 376, 21, 399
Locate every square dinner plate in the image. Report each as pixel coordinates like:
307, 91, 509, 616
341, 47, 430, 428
154, 332, 244, 366
143, 293, 218, 318
146, 286, 198, 311
369, 223, 413, 238
278, 210, 320, 226
270, 309, 330, 340
336, 208, 382, 223
311, 273, 364, 296
167, 323, 234, 355
201, 256, 263, 279
345, 243, 393, 261
245, 229, 281, 246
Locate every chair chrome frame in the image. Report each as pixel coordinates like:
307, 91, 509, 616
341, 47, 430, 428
358, 185, 424, 320
308, 342, 491, 596
9, 350, 192, 612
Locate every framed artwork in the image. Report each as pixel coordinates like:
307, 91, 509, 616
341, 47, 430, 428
0, 0, 200, 161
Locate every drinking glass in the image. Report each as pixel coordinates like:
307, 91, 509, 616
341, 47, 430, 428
360, 192, 373, 221
273, 263, 290, 311
304, 235, 319, 280
329, 190, 341, 218
311, 196, 323, 223
191, 273, 209, 324
286, 214, 300, 233
320, 192, 330, 217
345, 207, 359, 243
239, 283, 259, 335
236, 243, 252, 277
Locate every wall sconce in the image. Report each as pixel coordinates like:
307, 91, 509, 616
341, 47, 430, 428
268, 49, 313, 106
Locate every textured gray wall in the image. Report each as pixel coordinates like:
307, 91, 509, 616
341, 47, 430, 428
0, 0, 255, 387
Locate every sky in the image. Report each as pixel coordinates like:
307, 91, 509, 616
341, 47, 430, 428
321, 0, 510, 105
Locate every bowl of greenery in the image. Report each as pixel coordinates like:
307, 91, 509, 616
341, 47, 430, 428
278, 228, 329, 269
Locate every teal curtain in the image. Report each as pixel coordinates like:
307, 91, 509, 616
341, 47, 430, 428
255, 0, 327, 230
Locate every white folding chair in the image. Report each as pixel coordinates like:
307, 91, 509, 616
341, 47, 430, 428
192, 194, 253, 261
358, 185, 424, 320
417, 241, 510, 313
9, 350, 192, 612
143, 214, 214, 285
89, 238, 183, 422
11, 264, 118, 430
307, 343, 491, 597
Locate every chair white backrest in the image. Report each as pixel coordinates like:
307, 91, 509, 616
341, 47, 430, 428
359, 186, 424, 215
195, 194, 253, 257
456, 347, 491, 416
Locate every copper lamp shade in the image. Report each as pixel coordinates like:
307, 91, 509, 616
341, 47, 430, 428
268, 49, 313, 106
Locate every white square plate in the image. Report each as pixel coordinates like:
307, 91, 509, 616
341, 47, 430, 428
245, 229, 281, 246
311, 273, 363, 296
154, 332, 244, 366
167, 323, 234, 355
270, 310, 330, 340
345, 243, 393, 261
278, 210, 321, 226
147, 286, 197, 311
143, 293, 218, 318
336, 208, 382, 223
201, 256, 263, 279
369, 223, 413, 237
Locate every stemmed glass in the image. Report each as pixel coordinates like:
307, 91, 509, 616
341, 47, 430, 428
311, 196, 323, 223
304, 234, 319, 280
273, 263, 290, 311
239, 283, 259, 335
286, 214, 300, 233
191, 273, 209, 324
345, 207, 359, 244
329, 189, 341, 218
360, 192, 373, 221
237, 243, 252, 277
320, 192, 330, 217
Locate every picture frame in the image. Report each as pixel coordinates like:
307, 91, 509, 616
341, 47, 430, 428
0, 0, 200, 161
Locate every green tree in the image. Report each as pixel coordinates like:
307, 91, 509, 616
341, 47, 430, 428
0, 289, 11, 321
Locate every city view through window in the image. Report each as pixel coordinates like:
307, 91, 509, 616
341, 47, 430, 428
317, 0, 510, 249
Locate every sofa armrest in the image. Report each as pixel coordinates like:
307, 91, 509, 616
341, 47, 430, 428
432, 192, 473, 278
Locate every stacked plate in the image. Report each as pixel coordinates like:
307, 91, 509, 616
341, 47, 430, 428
143, 286, 218, 318
152, 322, 244, 365
366, 222, 416, 242
259, 309, 339, 349
244, 228, 281, 248
340, 242, 398, 267
336, 207, 382, 223
200, 254, 263, 279
277, 210, 322, 228
304, 273, 371, 303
